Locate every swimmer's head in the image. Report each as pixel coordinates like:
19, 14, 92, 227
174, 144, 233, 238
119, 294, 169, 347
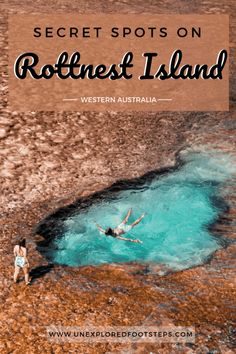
105, 227, 113, 236
18, 238, 26, 248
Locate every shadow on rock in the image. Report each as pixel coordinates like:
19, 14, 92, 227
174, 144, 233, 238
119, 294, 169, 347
30, 264, 54, 283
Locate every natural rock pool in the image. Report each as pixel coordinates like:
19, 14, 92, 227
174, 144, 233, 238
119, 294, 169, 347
36, 150, 235, 270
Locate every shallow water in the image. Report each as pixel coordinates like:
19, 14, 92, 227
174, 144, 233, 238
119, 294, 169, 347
46, 151, 235, 270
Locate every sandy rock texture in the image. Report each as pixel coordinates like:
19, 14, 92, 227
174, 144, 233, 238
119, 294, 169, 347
0, 0, 235, 353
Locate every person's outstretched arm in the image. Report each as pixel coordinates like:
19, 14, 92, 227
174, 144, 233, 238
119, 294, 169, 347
120, 208, 132, 225
116, 236, 142, 244
131, 213, 145, 228
95, 223, 106, 234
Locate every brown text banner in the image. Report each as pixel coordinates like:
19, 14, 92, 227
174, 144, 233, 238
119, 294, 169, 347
9, 14, 229, 111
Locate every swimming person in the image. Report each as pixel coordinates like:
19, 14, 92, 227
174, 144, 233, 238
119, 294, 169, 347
95, 208, 145, 243
13, 238, 30, 285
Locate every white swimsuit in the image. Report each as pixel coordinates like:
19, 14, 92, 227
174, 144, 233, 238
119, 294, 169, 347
116, 223, 132, 233
15, 256, 26, 268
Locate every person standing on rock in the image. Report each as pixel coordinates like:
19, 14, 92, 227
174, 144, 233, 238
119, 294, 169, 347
13, 238, 30, 285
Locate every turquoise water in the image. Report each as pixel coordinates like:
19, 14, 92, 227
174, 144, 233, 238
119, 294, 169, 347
46, 151, 235, 270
